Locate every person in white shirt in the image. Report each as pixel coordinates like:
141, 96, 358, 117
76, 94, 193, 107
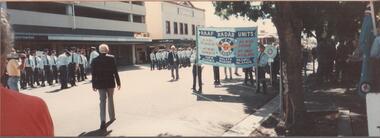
191, 48, 202, 93
77, 50, 86, 82
156, 51, 162, 70
150, 51, 156, 71
36, 54, 45, 87
24, 49, 36, 88
89, 47, 99, 66
68, 47, 78, 86
81, 53, 88, 80
57, 50, 70, 89
51, 50, 59, 84
42, 49, 53, 86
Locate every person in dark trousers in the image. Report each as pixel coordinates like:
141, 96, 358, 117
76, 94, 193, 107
42, 49, 53, 86
243, 67, 254, 85
91, 44, 121, 130
68, 48, 77, 87
168, 45, 180, 80
213, 66, 220, 85
51, 50, 59, 84
23, 49, 35, 88
77, 50, 85, 82
257, 44, 269, 94
58, 50, 69, 89
32, 51, 41, 86
191, 49, 202, 93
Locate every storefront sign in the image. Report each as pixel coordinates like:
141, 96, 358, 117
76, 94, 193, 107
196, 27, 258, 68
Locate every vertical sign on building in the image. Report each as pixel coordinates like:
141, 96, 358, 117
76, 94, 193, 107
196, 27, 258, 68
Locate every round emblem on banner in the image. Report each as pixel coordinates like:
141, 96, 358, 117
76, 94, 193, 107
360, 82, 371, 94
264, 45, 277, 59
217, 38, 235, 56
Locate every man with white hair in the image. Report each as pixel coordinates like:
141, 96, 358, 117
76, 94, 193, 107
91, 44, 121, 129
168, 45, 180, 80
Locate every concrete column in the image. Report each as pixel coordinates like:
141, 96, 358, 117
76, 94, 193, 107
0, 2, 7, 9
132, 44, 136, 64
130, 14, 134, 22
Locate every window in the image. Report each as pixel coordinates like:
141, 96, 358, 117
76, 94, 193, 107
131, 1, 144, 6
7, 2, 67, 15
173, 22, 178, 34
184, 23, 188, 35
133, 14, 145, 23
192, 24, 195, 35
179, 23, 183, 35
75, 6, 130, 22
165, 21, 171, 34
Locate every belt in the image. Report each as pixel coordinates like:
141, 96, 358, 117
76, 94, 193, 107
8, 76, 20, 78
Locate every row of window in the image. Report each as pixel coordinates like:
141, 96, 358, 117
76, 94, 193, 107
165, 21, 197, 36
7, 2, 145, 23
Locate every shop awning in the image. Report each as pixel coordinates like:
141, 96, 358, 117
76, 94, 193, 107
15, 33, 152, 42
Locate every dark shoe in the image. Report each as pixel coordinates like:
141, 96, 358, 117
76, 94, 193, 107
100, 121, 106, 129
198, 89, 202, 93
41, 84, 45, 87
30, 85, 36, 88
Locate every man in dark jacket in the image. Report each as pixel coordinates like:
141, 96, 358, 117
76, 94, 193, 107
91, 44, 121, 129
168, 45, 179, 80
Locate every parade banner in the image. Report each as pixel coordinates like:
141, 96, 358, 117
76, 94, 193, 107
196, 27, 258, 68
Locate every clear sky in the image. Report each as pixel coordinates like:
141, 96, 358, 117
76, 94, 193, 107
192, 2, 258, 27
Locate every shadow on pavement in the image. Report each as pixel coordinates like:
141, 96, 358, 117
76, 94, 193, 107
195, 79, 277, 114
79, 129, 112, 136
157, 132, 182, 137
117, 65, 146, 72
45, 88, 63, 93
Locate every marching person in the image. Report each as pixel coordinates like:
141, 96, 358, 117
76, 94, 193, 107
24, 49, 35, 88
51, 50, 59, 84
6, 49, 25, 91
89, 47, 99, 67
57, 50, 70, 89
77, 50, 85, 82
30, 50, 39, 86
150, 51, 156, 71
156, 51, 162, 70
68, 47, 77, 87
91, 44, 121, 129
0, 9, 54, 136
168, 45, 180, 80
191, 48, 202, 93
256, 44, 269, 94
81, 51, 88, 80
36, 54, 45, 87
42, 49, 53, 86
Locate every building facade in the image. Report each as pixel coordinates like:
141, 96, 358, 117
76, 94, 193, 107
3, 1, 150, 65
145, 1, 205, 51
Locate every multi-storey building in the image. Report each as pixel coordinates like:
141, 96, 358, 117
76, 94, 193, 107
2, 1, 150, 65
145, 1, 205, 50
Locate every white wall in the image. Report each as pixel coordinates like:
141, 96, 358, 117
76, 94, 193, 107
145, 2, 205, 40
77, 2, 146, 15
8, 9, 147, 33
145, 2, 163, 39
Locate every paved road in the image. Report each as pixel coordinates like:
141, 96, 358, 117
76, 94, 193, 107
20, 65, 275, 136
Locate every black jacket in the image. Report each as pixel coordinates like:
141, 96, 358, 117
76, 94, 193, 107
91, 54, 121, 89
168, 51, 179, 65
